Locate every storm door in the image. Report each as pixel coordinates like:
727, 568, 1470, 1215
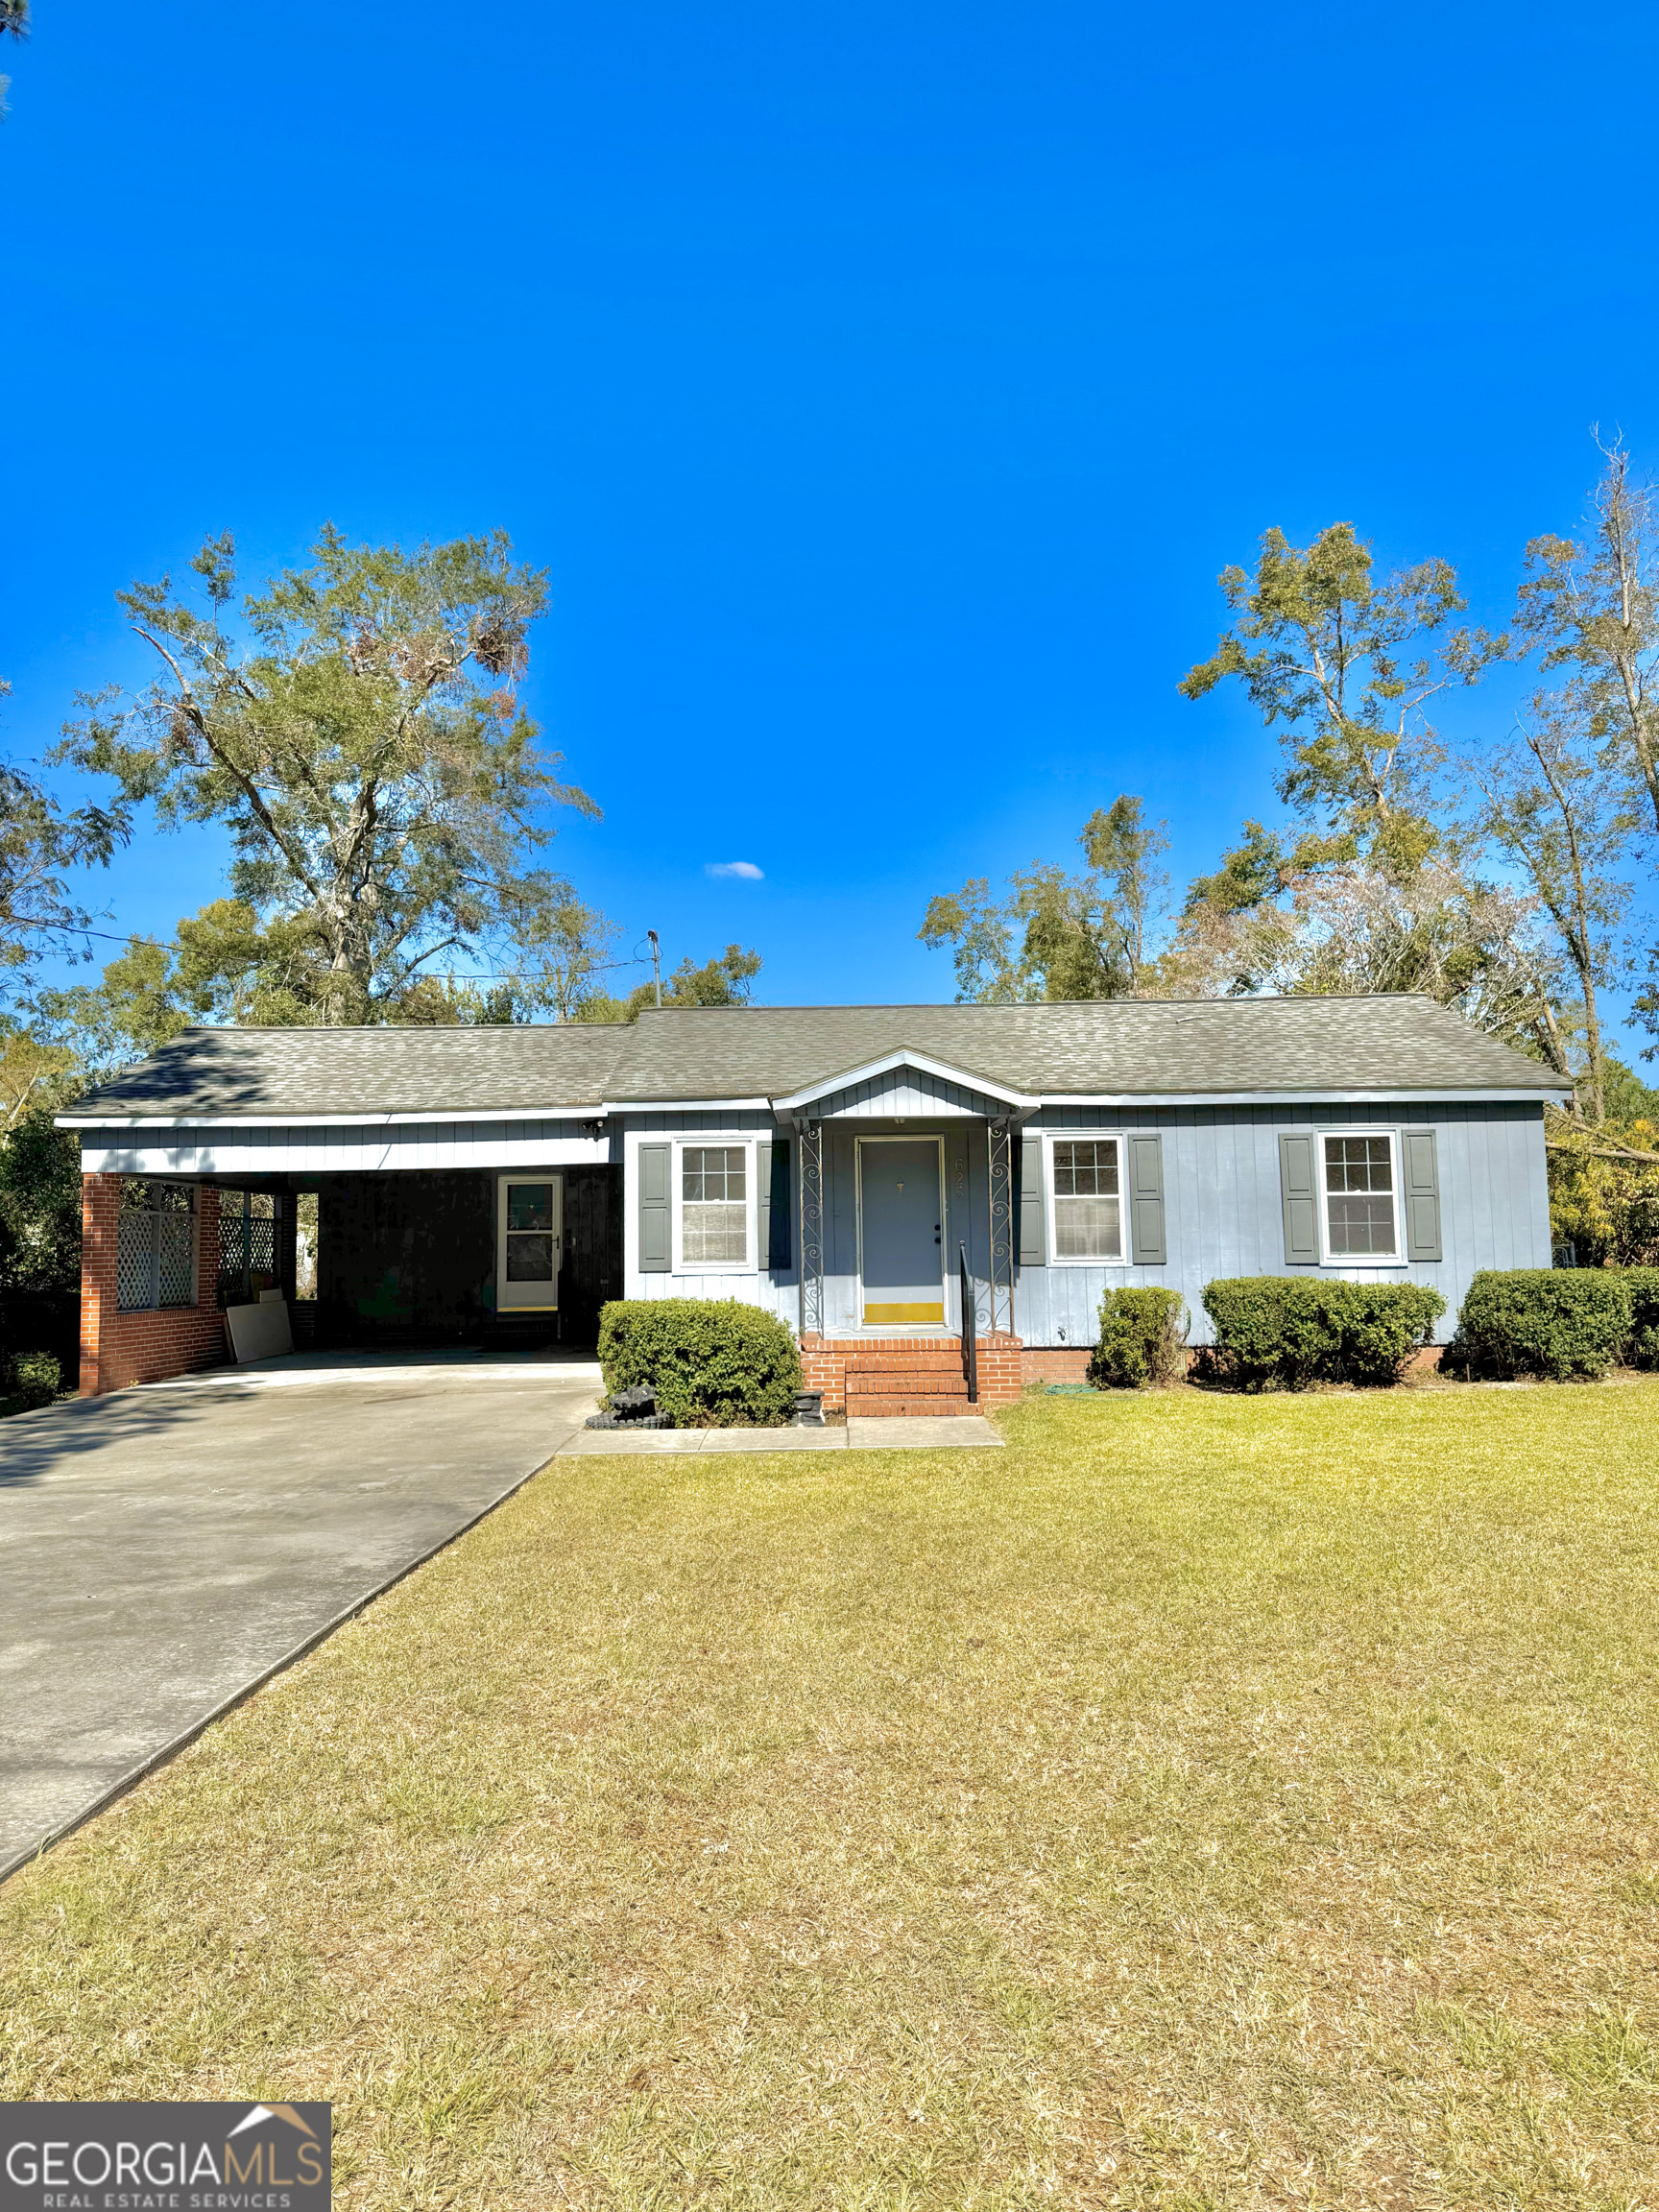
496, 1174, 564, 1311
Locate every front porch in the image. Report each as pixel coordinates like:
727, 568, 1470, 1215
785, 1102, 1024, 1413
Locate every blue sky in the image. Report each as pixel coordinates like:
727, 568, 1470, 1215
6, 1, 1658, 1033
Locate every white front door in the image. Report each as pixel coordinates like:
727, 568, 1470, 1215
496, 1174, 564, 1311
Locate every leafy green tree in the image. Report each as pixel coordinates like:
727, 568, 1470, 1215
1603, 1056, 1659, 1121
0, 1106, 81, 1295
1078, 797, 1168, 975
1547, 1109, 1659, 1266
503, 889, 621, 1020
653, 943, 762, 1009
1511, 441, 1659, 1070
913, 878, 1021, 1003
1180, 522, 1504, 870
0, 678, 132, 998
0, 1019, 83, 1299
1471, 695, 1635, 1122
56, 528, 595, 1026
1, 1023, 75, 1134
919, 797, 1167, 1002
1518, 437, 1659, 837
1165, 832, 1561, 1049
576, 943, 764, 1023
1181, 820, 1363, 924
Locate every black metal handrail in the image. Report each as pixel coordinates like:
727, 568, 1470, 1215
959, 1240, 978, 1403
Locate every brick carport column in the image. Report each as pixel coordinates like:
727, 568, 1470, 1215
78, 1171, 122, 1397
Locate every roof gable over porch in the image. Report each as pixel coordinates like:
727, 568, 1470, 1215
773, 1048, 1034, 1121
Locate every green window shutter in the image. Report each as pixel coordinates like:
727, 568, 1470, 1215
1278, 1131, 1320, 1265
1126, 1132, 1166, 1265
1019, 1132, 1046, 1265
638, 1142, 671, 1272
1401, 1129, 1442, 1262
768, 1139, 792, 1270
756, 1142, 772, 1274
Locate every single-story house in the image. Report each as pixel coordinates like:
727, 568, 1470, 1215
60, 995, 1568, 1410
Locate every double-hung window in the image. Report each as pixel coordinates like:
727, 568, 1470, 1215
1319, 1133, 1400, 1260
1050, 1138, 1122, 1261
680, 1144, 751, 1268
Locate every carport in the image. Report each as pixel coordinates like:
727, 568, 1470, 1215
59, 1023, 627, 1395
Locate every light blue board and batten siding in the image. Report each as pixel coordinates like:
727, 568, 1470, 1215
1016, 1099, 1551, 1347
621, 1109, 798, 1323
806, 1070, 1013, 1120
619, 1098, 999, 1331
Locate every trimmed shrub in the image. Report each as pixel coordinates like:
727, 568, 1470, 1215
1201, 1278, 1335, 1391
1444, 1269, 1633, 1382
1336, 1284, 1449, 1386
597, 1298, 802, 1428
0, 1350, 62, 1416
1089, 1286, 1189, 1388
1201, 1277, 1445, 1391
1623, 1267, 1659, 1370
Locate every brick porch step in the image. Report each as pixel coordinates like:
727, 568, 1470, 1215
846, 1371, 968, 1394
846, 1395, 977, 1418
845, 1346, 974, 1418
849, 1344, 969, 1362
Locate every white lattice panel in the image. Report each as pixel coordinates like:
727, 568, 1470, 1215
117, 1214, 156, 1311
157, 1214, 195, 1307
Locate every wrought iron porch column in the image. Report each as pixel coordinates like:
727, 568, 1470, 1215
797, 1118, 825, 1337
987, 1118, 1014, 1338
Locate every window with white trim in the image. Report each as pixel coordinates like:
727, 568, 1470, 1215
680, 1145, 749, 1266
1320, 1133, 1399, 1258
1051, 1138, 1121, 1260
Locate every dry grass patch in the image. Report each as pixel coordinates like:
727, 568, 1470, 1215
4, 1388, 1659, 2208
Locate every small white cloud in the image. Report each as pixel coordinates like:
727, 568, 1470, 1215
706, 860, 764, 880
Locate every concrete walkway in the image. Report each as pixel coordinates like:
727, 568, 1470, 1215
0, 1353, 602, 1883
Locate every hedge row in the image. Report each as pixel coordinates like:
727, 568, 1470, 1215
1198, 1278, 1445, 1391
596, 1267, 1659, 1420
1085, 1267, 1659, 1391
1444, 1266, 1659, 1381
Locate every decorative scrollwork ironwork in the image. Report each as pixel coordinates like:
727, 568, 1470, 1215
987, 1118, 1015, 1338
798, 1119, 825, 1337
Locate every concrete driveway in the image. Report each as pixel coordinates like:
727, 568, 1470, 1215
0, 1351, 601, 1882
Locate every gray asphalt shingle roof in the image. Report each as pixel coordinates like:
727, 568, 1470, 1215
611, 997, 1564, 1100
66, 996, 1565, 1121
67, 1022, 625, 1118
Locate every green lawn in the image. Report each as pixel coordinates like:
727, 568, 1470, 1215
4, 1387, 1659, 2209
